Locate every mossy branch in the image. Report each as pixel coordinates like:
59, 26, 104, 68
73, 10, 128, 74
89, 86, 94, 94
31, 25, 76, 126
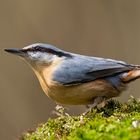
20, 96, 140, 140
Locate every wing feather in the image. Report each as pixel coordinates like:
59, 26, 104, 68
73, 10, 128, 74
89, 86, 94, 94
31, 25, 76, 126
53, 54, 133, 85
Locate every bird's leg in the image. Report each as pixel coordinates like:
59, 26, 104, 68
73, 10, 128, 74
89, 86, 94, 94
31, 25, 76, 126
83, 96, 107, 115
85, 105, 90, 109
52, 105, 69, 116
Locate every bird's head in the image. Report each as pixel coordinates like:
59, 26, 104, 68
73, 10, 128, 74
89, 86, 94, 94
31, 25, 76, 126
5, 43, 72, 67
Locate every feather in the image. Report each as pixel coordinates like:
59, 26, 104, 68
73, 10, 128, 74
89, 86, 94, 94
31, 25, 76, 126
53, 54, 133, 85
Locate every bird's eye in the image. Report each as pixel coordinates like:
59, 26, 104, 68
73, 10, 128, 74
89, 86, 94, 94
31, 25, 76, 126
34, 46, 44, 52
34, 46, 40, 50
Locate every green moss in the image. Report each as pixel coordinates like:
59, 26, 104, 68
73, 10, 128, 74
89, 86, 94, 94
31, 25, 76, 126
21, 97, 140, 140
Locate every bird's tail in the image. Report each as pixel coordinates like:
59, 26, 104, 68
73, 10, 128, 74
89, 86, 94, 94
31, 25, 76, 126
121, 65, 140, 83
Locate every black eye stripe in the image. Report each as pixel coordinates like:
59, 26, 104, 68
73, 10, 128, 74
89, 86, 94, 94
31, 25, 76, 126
23, 46, 73, 58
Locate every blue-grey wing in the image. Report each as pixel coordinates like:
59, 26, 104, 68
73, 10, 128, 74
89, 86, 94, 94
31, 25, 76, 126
53, 54, 133, 85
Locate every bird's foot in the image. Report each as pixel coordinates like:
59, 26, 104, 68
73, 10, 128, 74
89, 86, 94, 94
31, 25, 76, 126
83, 96, 107, 115
52, 105, 69, 117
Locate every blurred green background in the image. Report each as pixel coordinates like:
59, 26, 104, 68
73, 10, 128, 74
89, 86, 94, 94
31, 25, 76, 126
1, 0, 140, 139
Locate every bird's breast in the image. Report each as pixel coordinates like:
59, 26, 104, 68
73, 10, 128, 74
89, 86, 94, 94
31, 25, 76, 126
44, 79, 126, 105
33, 57, 64, 96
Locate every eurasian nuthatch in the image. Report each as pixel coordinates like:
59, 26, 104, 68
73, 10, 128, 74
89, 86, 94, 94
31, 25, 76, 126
5, 43, 140, 106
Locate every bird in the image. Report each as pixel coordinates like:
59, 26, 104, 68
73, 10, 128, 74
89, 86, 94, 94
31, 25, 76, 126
4, 43, 140, 108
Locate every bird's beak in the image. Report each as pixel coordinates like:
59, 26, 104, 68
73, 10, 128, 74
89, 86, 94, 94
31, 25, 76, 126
4, 48, 26, 57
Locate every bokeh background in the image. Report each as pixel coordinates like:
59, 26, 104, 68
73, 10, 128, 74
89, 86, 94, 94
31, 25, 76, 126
1, 0, 140, 139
